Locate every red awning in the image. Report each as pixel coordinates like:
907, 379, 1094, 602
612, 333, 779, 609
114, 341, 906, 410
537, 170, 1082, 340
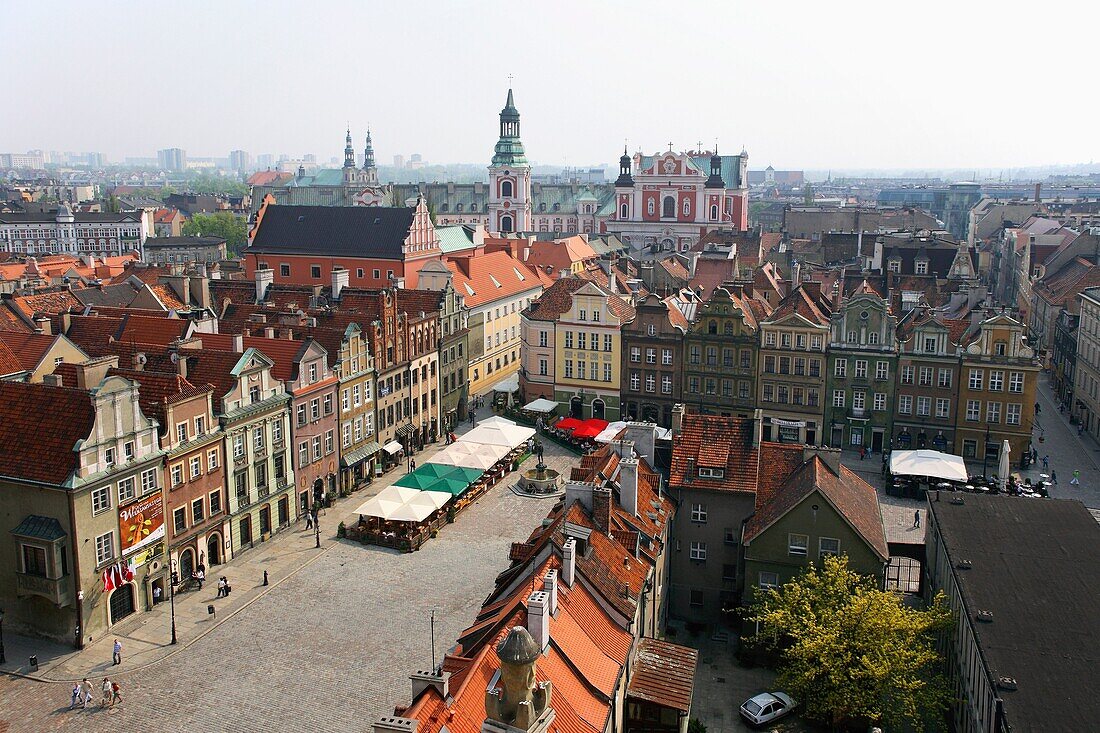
572, 419, 610, 439
555, 417, 583, 432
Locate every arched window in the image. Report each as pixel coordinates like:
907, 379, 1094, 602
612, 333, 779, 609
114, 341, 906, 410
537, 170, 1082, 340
539, 202, 546, 212
441, 203, 449, 212
620, 203, 628, 219
710, 204, 718, 220
724, 322, 734, 335
708, 320, 718, 335
662, 196, 675, 218
500, 215, 514, 233
501, 180, 513, 198
647, 199, 655, 216
456, 203, 464, 212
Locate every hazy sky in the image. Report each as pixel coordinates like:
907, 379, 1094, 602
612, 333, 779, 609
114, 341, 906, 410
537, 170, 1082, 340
2, 1, 1095, 170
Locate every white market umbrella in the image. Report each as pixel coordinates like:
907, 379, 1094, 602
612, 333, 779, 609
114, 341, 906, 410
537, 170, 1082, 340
998, 439, 1011, 491
480, 415, 517, 428
523, 398, 558, 413
428, 441, 508, 470
594, 421, 629, 443
889, 449, 969, 482
388, 491, 449, 523
462, 423, 535, 448
351, 485, 420, 519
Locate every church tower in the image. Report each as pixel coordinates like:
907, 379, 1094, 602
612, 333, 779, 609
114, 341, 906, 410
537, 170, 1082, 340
342, 128, 357, 185
362, 129, 379, 185
614, 146, 635, 222
488, 88, 531, 234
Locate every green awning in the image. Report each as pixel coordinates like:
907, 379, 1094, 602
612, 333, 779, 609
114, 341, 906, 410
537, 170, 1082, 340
421, 476, 473, 497
341, 441, 381, 467
394, 472, 440, 490
394, 464, 485, 496
438, 466, 485, 484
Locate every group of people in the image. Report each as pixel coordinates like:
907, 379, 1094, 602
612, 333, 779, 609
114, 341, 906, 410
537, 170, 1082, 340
70, 677, 120, 710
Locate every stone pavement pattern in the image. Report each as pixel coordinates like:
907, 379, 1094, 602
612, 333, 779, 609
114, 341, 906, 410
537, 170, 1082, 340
0, 402, 573, 732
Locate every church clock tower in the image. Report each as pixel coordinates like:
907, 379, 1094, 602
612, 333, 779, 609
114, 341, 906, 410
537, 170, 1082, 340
488, 88, 531, 234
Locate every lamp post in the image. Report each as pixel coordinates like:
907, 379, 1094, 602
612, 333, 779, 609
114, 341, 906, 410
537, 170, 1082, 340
0, 607, 6, 664
169, 572, 178, 645
982, 425, 992, 479
315, 513, 321, 549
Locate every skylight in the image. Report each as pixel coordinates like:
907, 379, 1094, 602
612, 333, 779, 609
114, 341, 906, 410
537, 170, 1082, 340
490, 275, 502, 288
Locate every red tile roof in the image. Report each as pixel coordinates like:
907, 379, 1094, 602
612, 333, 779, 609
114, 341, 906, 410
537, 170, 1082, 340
0, 381, 95, 485
627, 638, 699, 712
196, 332, 308, 382
0, 339, 26, 377
524, 277, 588, 322
423, 250, 541, 308
744, 456, 889, 560
0, 331, 64, 372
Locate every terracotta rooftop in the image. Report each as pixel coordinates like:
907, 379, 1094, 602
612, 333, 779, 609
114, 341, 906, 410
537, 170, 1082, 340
0, 339, 26, 377
627, 638, 699, 712
0, 331, 68, 372
0, 381, 95, 485
523, 276, 588, 322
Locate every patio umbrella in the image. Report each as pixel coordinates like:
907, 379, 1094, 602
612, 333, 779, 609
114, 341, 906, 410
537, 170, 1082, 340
394, 472, 443, 490
428, 442, 508, 470
463, 423, 536, 448
572, 418, 610, 440
351, 485, 420, 519
388, 491, 449, 523
998, 439, 1011, 491
480, 416, 517, 428
554, 417, 583, 432
422, 475, 474, 497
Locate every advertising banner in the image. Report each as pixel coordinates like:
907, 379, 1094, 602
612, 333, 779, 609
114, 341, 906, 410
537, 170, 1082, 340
119, 491, 165, 555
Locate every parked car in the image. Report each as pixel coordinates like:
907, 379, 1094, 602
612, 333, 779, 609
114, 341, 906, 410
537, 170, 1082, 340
739, 691, 796, 727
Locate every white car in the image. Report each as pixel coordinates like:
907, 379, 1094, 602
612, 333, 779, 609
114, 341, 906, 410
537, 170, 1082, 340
739, 691, 796, 727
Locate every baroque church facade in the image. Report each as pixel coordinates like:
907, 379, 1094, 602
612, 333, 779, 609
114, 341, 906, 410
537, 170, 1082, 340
250, 90, 750, 253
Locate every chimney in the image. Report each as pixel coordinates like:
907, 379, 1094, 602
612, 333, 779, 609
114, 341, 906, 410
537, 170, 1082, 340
618, 458, 639, 517
409, 669, 449, 700
802, 445, 842, 474
163, 274, 190, 306
1034, 182, 1041, 203
672, 403, 686, 436
175, 354, 189, 379
622, 422, 656, 464
372, 718, 418, 733
131, 351, 146, 371
264, 326, 276, 339
562, 538, 576, 586
254, 267, 274, 303
232, 333, 244, 351
527, 590, 550, 651
542, 569, 558, 615
189, 274, 212, 311
591, 486, 612, 530
74, 355, 119, 391
43, 373, 63, 387
753, 408, 763, 447
34, 315, 51, 335
564, 480, 593, 512
331, 267, 349, 300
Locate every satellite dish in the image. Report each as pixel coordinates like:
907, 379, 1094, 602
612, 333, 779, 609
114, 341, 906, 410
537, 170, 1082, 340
170, 353, 180, 364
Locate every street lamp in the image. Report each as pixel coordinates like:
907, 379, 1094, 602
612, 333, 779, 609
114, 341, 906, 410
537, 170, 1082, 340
315, 513, 321, 549
169, 572, 178, 645
982, 425, 992, 479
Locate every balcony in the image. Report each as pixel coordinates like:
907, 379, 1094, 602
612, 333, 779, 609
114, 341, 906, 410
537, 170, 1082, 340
16, 571, 74, 607
257, 485, 271, 499
236, 492, 252, 510
849, 407, 868, 419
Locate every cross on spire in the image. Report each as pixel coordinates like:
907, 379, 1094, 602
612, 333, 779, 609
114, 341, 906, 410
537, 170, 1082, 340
668, 141, 674, 152
507, 73, 513, 86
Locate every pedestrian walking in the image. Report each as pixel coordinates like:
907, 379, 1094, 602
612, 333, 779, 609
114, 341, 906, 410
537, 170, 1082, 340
306, 510, 313, 529
1079, 424, 1084, 436
195, 567, 205, 590
1072, 469, 1081, 485
152, 585, 162, 604
1035, 401, 1041, 414
217, 576, 226, 597
100, 678, 112, 708
69, 683, 81, 710
913, 510, 921, 528
81, 678, 94, 708
111, 680, 121, 706
112, 638, 122, 665
1052, 469, 1058, 484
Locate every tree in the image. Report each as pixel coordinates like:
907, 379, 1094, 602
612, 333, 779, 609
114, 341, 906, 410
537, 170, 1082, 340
747, 555, 953, 730
182, 212, 248, 254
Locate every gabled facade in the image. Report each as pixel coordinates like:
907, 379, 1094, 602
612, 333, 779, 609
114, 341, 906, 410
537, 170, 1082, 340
327, 322, 378, 492
415, 261, 470, 431
757, 284, 832, 445
894, 307, 965, 451
823, 284, 898, 453
681, 287, 762, 420
520, 277, 587, 404
621, 293, 689, 427
955, 313, 1039, 464
554, 281, 636, 421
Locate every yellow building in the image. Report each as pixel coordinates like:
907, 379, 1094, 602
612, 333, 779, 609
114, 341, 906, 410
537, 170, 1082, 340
955, 312, 1039, 466
553, 280, 635, 420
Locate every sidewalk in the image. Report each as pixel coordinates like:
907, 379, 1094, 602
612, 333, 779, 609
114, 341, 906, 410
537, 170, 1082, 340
0, 395, 504, 684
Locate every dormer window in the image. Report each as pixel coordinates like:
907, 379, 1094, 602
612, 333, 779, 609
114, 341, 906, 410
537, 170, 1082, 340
249, 386, 261, 403
648, 324, 656, 336
698, 466, 725, 479
915, 260, 928, 275
995, 341, 1007, 356
888, 260, 901, 273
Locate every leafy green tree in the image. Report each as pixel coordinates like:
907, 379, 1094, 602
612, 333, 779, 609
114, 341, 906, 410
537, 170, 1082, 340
182, 211, 248, 254
747, 555, 953, 730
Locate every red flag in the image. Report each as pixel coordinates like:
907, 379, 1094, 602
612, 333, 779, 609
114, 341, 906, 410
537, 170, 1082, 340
103, 569, 115, 592
123, 560, 135, 582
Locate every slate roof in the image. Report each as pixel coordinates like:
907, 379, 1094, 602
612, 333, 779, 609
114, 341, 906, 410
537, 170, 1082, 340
144, 235, 226, 248
0, 381, 95, 485
10, 514, 67, 541
929, 495, 1100, 732
247, 204, 415, 259
744, 456, 889, 561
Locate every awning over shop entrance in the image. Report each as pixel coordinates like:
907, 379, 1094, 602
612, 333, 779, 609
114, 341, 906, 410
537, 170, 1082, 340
383, 440, 404, 455
341, 441, 381, 467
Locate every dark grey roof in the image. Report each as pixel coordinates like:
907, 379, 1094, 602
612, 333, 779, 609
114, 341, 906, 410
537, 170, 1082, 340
0, 211, 139, 223
72, 283, 138, 308
10, 514, 67, 541
144, 235, 226, 248
246, 205, 414, 260
929, 494, 1100, 732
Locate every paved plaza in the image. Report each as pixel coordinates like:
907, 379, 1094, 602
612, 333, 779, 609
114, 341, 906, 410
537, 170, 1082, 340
0, 402, 573, 733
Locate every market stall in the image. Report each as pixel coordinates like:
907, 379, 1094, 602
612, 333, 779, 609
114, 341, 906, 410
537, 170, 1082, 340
523, 398, 558, 414
888, 449, 968, 482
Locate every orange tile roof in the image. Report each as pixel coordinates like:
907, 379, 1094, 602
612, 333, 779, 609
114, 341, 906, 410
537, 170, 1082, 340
0, 339, 26, 377
524, 277, 589, 322
435, 250, 541, 308
626, 638, 698, 713
0, 381, 95, 485
10, 289, 83, 319
0, 331, 65, 371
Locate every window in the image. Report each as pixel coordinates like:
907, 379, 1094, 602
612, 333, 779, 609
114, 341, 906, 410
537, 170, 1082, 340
689, 542, 707, 561
901, 365, 914, 384
104, 447, 116, 468
311, 265, 321, 279
564, 360, 573, 379
924, 337, 937, 353
938, 369, 952, 388
662, 375, 673, 394
1007, 403, 1022, 425
253, 425, 265, 450
190, 456, 202, 479
899, 395, 912, 414
210, 490, 222, 515
765, 331, 776, 346
118, 476, 136, 503
604, 334, 613, 352
834, 359, 846, 377
819, 537, 840, 558
310, 399, 320, 420
646, 348, 656, 364
869, 332, 880, 345
691, 503, 707, 523
170, 464, 183, 486
847, 330, 857, 343
539, 331, 548, 348
325, 430, 334, 454
272, 420, 283, 443
917, 396, 931, 416
781, 332, 792, 348
173, 507, 186, 533
724, 527, 738, 545
323, 394, 333, 415
566, 332, 575, 349
758, 572, 778, 590
853, 391, 866, 410
373, 269, 380, 280
762, 383, 773, 401
689, 589, 704, 606
95, 532, 114, 565
312, 436, 322, 461
662, 348, 673, 365
915, 260, 928, 275
249, 386, 261, 404
697, 466, 725, 478
297, 404, 307, 426
873, 361, 888, 380
194, 416, 206, 435
22, 544, 47, 577
1009, 372, 1024, 393
936, 398, 950, 418
986, 402, 1001, 423
854, 360, 867, 378
969, 369, 983, 390
788, 533, 808, 556
989, 371, 1004, 391
833, 390, 845, 407
192, 498, 205, 523
298, 442, 309, 467
123, 441, 134, 461
809, 359, 820, 377
92, 486, 111, 514
966, 400, 981, 421
280, 264, 290, 277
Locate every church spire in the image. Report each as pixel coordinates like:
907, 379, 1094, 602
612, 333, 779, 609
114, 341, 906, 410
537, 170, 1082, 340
615, 144, 634, 187
492, 87, 527, 167
363, 129, 376, 171
343, 128, 356, 168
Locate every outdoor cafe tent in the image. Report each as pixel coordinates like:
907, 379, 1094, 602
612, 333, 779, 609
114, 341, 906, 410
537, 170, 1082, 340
480, 415, 518, 428
889, 449, 968, 482
523, 398, 558, 413
595, 421, 629, 443
492, 373, 520, 392
395, 464, 485, 495
352, 485, 421, 519
554, 417, 583, 432
386, 491, 451, 523
429, 441, 510, 471
462, 422, 535, 448
572, 418, 609, 440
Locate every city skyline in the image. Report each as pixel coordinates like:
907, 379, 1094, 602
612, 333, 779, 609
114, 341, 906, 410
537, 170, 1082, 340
3, 1, 1096, 171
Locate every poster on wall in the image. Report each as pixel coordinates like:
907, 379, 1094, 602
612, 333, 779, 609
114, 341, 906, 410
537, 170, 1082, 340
119, 491, 165, 556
